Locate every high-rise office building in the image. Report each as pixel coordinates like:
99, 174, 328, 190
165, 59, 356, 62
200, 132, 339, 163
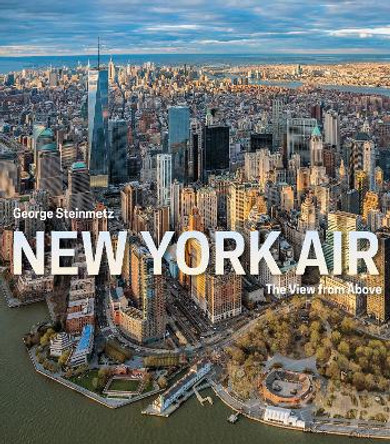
128, 245, 166, 343
88, 68, 109, 187
203, 125, 230, 177
36, 143, 62, 198
108, 57, 116, 84
189, 120, 202, 182
272, 99, 284, 150
325, 211, 363, 274
67, 162, 93, 212
366, 232, 390, 322
170, 179, 183, 230
156, 154, 172, 206
298, 193, 318, 231
168, 106, 190, 181
227, 183, 262, 231
108, 119, 128, 184
348, 132, 376, 190
205, 272, 242, 324
180, 187, 197, 230
362, 191, 379, 223
0, 152, 18, 198
59, 141, 78, 171
324, 110, 340, 150
197, 187, 218, 231
287, 118, 318, 165
310, 125, 323, 167
250, 133, 273, 152
33, 126, 54, 165
121, 182, 144, 230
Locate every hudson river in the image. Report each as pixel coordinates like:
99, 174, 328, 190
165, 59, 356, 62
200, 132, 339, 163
0, 295, 375, 444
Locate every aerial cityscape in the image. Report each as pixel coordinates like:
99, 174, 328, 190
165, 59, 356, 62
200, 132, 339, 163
2, 1, 390, 444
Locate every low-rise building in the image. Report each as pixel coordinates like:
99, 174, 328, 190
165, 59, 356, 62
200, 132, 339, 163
264, 406, 306, 429
50, 332, 73, 358
69, 324, 94, 367
153, 360, 212, 413
66, 298, 95, 334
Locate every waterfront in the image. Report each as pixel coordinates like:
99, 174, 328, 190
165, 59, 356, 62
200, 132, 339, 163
1, 53, 390, 74
0, 294, 378, 444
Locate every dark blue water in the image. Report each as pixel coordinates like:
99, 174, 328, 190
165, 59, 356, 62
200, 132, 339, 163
1, 53, 390, 74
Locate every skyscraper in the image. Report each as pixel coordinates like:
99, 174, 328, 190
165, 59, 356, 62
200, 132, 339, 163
88, 68, 109, 187
0, 151, 18, 198
67, 162, 93, 212
202, 125, 230, 177
170, 179, 183, 230
366, 232, 390, 322
310, 125, 323, 167
108, 57, 116, 84
33, 126, 53, 165
348, 132, 376, 191
197, 187, 218, 231
108, 118, 128, 184
205, 272, 242, 324
36, 143, 62, 198
287, 118, 318, 165
129, 245, 166, 343
168, 106, 190, 181
325, 211, 363, 274
324, 110, 340, 150
272, 99, 283, 150
156, 154, 172, 207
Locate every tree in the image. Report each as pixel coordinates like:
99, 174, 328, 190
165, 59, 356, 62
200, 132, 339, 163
365, 373, 376, 391
40, 334, 50, 347
338, 341, 350, 357
358, 357, 369, 372
316, 347, 329, 362
352, 372, 366, 391
378, 376, 388, 391
304, 343, 315, 357
340, 317, 356, 333
231, 347, 245, 364
331, 331, 341, 345
299, 324, 309, 338
310, 320, 321, 332
58, 349, 71, 367
157, 376, 168, 389
326, 361, 340, 380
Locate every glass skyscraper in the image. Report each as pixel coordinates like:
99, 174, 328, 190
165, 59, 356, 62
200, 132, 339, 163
108, 118, 128, 184
168, 106, 190, 181
88, 68, 109, 187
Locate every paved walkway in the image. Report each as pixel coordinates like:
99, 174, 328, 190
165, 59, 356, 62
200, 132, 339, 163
264, 353, 318, 374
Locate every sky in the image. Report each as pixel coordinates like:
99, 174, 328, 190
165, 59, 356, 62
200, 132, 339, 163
0, 0, 390, 56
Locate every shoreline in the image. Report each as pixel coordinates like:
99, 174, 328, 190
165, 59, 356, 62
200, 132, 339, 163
25, 347, 162, 409
211, 383, 390, 441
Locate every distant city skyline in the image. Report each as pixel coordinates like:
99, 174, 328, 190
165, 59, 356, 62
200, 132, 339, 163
1, 0, 390, 56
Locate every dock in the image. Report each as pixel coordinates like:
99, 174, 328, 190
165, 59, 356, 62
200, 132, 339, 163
228, 412, 240, 424
193, 382, 213, 406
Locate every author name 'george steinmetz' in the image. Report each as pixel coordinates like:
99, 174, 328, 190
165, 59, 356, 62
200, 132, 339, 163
13, 208, 115, 221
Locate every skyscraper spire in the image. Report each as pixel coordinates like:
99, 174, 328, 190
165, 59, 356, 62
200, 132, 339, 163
97, 36, 100, 70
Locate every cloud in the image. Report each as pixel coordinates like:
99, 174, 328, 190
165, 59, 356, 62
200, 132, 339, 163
0, 0, 389, 55
328, 26, 390, 38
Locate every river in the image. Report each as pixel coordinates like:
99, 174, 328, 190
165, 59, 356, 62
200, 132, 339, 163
247, 79, 390, 97
0, 294, 373, 444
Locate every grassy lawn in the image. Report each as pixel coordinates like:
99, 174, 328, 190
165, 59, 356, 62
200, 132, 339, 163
108, 378, 140, 392
70, 370, 99, 392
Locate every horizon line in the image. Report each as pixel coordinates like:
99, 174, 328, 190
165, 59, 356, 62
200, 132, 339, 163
1, 51, 390, 59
